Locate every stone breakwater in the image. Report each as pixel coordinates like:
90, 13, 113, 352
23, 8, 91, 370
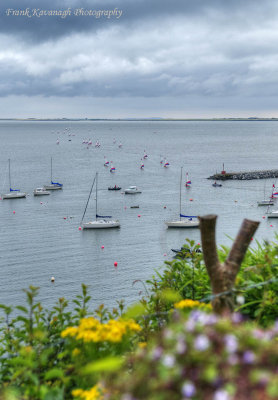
208, 170, 278, 180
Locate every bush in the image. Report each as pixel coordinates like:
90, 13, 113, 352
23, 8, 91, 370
104, 309, 278, 400
142, 239, 278, 327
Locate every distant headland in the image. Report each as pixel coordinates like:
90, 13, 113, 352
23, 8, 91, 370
1, 117, 278, 122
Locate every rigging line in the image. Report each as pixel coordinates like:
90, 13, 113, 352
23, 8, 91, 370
80, 174, 96, 225
0, 163, 9, 193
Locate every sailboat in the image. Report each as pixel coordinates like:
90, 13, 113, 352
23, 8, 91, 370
81, 172, 120, 229
185, 172, 191, 188
165, 167, 199, 228
104, 157, 109, 167
257, 181, 274, 206
110, 162, 116, 173
43, 157, 63, 190
164, 158, 170, 168
2, 159, 26, 199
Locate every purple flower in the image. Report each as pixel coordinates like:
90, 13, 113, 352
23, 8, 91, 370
151, 346, 163, 360
185, 319, 196, 332
231, 312, 243, 323
242, 350, 256, 364
181, 381, 196, 398
224, 334, 238, 353
176, 338, 187, 354
227, 354, 239, 365
162, 354, 175, 368
213, 389, 231, 400
194, 334, 210, 351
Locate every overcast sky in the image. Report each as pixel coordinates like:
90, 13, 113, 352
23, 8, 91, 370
1, 0, 278, 118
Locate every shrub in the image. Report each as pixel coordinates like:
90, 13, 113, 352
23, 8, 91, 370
104, 310, 278, 400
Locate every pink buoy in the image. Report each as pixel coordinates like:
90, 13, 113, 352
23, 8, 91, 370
262, 216, 265, 219
40, 202, 43, 205
189, 198, 193, 202
270, 225, 273, 227
164, 206, 166, 209
163, 253, 167, 257
101, 245, 104, 249
124, 206, 127, 209
114, 261, 118, 267
138, 214, 141, 218
13, 211, 15, 214
78, 226, 82, 231
64, 217, 67, 220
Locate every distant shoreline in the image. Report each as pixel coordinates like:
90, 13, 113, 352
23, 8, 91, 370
0, 118, 278, 122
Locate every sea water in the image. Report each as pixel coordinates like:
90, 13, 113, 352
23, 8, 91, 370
0, 120, 277, 310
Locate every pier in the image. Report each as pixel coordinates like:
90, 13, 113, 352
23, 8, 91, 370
208, 169, 278, 180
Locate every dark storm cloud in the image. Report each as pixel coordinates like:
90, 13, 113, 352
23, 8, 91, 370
0, 0, 276, 42
1, 0, 278, 110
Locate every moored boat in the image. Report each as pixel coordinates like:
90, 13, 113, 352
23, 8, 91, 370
124, 186, 142, 194
2, 159, 26, 199
34, 188, 50, 196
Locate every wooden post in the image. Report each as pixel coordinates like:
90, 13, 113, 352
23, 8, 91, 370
198, 215, 259, 315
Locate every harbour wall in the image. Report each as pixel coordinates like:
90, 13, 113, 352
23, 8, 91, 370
208, 170, 278, 180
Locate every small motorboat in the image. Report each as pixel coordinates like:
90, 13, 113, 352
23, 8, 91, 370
212, 181, 222, 187
257, 199, 274, 206
124, 186, 142, 194
108, 186, 121, 191
34, 187, 50, 196
130, 205, 139, 208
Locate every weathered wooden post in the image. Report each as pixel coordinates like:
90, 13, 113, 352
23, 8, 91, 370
198, 215, 259, 315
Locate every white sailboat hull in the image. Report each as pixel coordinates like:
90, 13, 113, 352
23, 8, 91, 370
257, 200, 274, 206
82, 219, 120, 229
34, 188, 50, 196
43, 184, 62, 190
2, 192, 26, 199
165, 219, 199, 228
267, 211, 278, 218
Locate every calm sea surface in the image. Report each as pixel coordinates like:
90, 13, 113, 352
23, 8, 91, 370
0, 120, 277, 311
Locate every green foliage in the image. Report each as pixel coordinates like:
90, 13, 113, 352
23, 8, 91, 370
0, 236, 277, 399
143, 238, 278, 328
105, 310, 278, 400
0, 285, 135, 399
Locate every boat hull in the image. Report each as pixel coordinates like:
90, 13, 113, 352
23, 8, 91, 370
43, 185, 62, 190
165, 220, 199, 228
82, 219, 120, 229
257, 201, 274, 206
34, 190, 50, 196
2, 192, 26, 199
266, 212, 278, 218
124, 190, 142, 194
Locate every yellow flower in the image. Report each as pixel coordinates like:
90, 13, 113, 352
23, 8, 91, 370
174, 299, 212, 311
72, 384, 103, 400
62, 317, 141, 343
61, 326, 79, 338
72, 348, 81, 357
138, 342, 147, 348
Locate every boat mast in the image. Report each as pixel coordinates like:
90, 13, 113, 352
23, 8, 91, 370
95, 172, 98, 219
8, 158, 11, 190
179, 166, 182, 221
50, 157, 52, 183
80, 173, 96, 225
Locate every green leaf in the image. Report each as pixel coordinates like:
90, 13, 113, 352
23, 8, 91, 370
160, 289, 182, 303
44, 368, 64, 380
15, 306, 28, 314
123, 303, 146, 320
82, 356, 123, 374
